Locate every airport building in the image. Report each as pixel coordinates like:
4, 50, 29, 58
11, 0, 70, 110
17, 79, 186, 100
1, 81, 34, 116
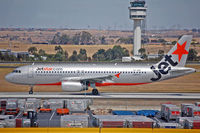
0, 49, 29, 58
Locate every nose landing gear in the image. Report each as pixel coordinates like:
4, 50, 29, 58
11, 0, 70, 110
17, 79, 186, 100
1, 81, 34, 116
29, 86, 33, 94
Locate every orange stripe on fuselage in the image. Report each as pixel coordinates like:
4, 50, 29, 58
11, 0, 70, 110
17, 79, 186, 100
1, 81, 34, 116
37, 82, 62, 86
37, 82, 148, 86
95, 82, 148, 86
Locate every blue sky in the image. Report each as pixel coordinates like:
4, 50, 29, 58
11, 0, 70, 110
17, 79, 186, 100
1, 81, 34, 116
0, 0, 199, 30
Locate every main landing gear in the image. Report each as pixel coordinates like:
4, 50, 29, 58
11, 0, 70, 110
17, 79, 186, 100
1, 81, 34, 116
92, 89, 99, 95
90, 83, 99, 95
29, 86, 34, 94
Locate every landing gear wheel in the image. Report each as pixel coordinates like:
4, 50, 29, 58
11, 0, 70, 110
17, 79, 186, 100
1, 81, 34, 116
92, 89, 99, 95
29, 86, 33, 94
29, 90, 33, 94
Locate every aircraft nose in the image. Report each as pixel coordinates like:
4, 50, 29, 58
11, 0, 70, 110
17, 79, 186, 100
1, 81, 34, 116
5, 73, 13, 83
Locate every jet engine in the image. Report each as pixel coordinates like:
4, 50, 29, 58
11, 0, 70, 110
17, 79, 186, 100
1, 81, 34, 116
61, 81, 87, 92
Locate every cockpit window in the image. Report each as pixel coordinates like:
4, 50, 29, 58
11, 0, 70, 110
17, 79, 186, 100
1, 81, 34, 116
12, 70, 21, 73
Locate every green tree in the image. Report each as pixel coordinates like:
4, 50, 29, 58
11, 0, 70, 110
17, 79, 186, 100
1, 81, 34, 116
3, 52, 10, 61
64, 50, 68, 61
78, 49, 87, 61
158, 38, 166, 43
158, 50, 164, 59
0, 52, 2, 60
99, 36, 106, 44
192, 28, 197, 32
27, 37, 32, 43
33, 53, 43, 61
88, 57, 92, 62
188, 49, 198, 61
72, 33, 81, 45
142, 54, 148, 60
69, 50, 78, 61
51, 32, 61, 44
18, 54, 29, 61
9, 54, 17, 61
28, 47, 37, 54
138, 48, 146, 55
158, 50, 164, 55
55, 45, 63, 54
172, 41, 177, 45
91, 36, 97, 44
38, 49, 46, 56
54, 52, 63, 61
92, 46, 129, 61
92, 49, 106, 61
104, 48, 113, 60
80, 31, 92, 45
117, 37, 133, 44
59, 34, 71, 44
111, 45, 129, 60
46, 54, 55, 61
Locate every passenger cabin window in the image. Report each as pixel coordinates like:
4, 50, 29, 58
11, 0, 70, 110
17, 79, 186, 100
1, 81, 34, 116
12, 70, 21, 73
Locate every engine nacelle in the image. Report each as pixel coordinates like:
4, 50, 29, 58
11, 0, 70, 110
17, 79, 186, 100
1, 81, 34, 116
61, 81, 87, 92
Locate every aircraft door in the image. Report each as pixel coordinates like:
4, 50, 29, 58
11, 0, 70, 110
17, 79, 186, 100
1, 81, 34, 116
77, 70, 84, 76
28, 66, 34, 78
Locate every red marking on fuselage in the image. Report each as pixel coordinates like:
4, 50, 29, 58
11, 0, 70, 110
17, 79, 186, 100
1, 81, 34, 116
115, 73, 121, 78
95, 82, 149, 86
43, 67, 53, 71
37, 82, 61, 86
37, 82, 148, 86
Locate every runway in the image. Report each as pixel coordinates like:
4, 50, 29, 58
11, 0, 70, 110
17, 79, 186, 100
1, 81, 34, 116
0, 92, 200, 99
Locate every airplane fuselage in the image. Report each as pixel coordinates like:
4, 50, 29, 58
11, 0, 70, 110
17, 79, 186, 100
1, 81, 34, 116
5, 62, 195, 86
4, 35, 196, 95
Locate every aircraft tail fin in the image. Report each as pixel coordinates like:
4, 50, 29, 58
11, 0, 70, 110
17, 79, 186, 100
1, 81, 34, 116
157, 35, 192, 67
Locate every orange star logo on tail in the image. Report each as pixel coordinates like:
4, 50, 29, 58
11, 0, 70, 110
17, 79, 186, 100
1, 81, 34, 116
172, 41, 188, 62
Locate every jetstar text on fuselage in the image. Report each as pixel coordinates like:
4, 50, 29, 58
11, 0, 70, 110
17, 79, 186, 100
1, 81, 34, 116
36, 67, 63, 71
150, 55, 178, 81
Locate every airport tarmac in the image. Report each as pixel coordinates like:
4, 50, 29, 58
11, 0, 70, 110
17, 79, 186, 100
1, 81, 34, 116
0, 92, 200, 99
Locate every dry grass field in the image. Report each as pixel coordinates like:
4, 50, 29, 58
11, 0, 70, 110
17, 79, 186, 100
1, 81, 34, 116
0, 42, 127, 57
0, 64, 199, 93
1, 42, 200, 57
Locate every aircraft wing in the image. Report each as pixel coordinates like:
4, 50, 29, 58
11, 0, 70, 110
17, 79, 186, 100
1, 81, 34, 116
60, 75, 114, 82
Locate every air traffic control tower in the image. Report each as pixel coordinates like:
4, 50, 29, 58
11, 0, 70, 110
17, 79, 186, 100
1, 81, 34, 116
129, 0, 147, 56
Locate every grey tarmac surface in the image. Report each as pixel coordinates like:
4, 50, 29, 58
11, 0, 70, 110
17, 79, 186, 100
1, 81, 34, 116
0, 92, 200, 99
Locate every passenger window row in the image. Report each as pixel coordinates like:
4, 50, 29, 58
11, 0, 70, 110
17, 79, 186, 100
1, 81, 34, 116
12, 70, 21, 73
35, 71, 147, 74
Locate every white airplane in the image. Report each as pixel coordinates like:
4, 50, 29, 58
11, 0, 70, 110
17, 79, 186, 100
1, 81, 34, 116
5, 35, 196, 95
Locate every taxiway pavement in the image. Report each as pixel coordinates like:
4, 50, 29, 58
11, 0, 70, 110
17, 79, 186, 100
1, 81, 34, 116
0, 92, 200, 99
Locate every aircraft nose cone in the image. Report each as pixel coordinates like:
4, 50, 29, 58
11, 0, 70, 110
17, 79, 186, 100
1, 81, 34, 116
5, 73, 12, 82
